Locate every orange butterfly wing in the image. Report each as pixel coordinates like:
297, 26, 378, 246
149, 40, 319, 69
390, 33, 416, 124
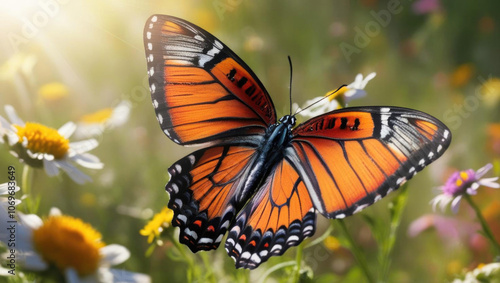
167, 140, 262, 251
144, 15, 276, 145
225, 157, 315, 269
289, 107, 451, 218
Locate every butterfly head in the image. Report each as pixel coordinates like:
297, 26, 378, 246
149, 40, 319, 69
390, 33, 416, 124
279, 115, 296, 130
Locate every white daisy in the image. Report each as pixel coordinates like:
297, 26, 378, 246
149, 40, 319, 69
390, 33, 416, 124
452, 262, 500, 283
293, 72, 376, 118
74, 101, 131, 139
0, 105, 103, 184
0, 182, 21, 209
0, 207, 150, 283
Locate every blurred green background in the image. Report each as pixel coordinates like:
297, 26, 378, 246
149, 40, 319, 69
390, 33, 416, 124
1, 0, 500, 282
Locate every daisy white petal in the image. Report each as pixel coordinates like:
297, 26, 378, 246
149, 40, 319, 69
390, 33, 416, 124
65, 268, 80, 283
49, 207, 63, 216
475, 163, 493, 179
57, 121, 77, 139
18, 212, 43, 229
100, 244, 130, 266
477, 177, 500, 188
69, 139, 99, 154
0, 183, 19, 195
109, 268, 152, 283
4, 105, 25, 126
43, 158, 60, 177
70, 153, 104, 170
54, 159, 92, 184
450, 195, 463, 214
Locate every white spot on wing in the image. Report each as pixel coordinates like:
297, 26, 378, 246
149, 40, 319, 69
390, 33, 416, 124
335, 214, 346, 219
353, 203, 369, 214
175, 164, 182, 173
419, 158, 425, 166
214, 39, 223, 49
187, 155, 196, 165
221, 220, 230, 229
149, 67, 154, 76
157, 114, 163, 124
171, 183, 179, 194
437, 145, 443, 152
287, 235, 299, 243
153, 99, 159, 108
303, 225, 314, 233
151, 16, 158, 22
428, 151, 434, 159
241, 252, 251, 259
250, 254, 261, 264
194, 35, 204, 41
174, 198, 183, 208
271, 244, 282, 253
184, 228, 198, 240
235, 244, 242, 253
147, 42, 153, 50
177, 214, 187, 224
215, 234, 223, 243
443, 130, 449, 139
146, 31, 151, 39
199, 237, 213, 244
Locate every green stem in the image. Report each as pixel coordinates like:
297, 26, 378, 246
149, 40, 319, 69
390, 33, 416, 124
200, 251, 216, 283
464, 194, 500, 256
292, 243, 304, 283
336, 219, 375, 283
257, 261, 296, 283
21, 164, 35, 214
166, 232, 196, 282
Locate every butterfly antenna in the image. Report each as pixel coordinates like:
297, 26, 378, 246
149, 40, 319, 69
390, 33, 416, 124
294, 84, 348, 116
287, 56, 294, 115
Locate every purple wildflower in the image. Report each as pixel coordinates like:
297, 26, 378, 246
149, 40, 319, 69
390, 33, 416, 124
430, 163, 500, 213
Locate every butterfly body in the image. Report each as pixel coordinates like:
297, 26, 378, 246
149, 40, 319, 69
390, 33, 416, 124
144, 14, 452, 269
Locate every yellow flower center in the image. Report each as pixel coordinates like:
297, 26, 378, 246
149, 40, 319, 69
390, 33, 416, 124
325, 86, 349, 102
32, 215, 105, 276
14, 122, 69, 159
38, 82, 69, 101
140, 207, 174, 243
79, 108, 113, 124
323, 235, 341, 251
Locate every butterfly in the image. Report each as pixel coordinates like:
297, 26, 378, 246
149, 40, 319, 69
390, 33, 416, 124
143, 14, 452, 269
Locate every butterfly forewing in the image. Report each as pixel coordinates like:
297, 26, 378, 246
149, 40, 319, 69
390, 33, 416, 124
289, 107, 451, 218
144, 15, 276, 146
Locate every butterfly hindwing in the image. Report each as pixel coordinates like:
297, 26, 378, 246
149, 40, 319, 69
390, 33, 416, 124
167, 141, 262, 251
289, 106, 451, 218
144, 15, 276, 146
225, 157, 316, 269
